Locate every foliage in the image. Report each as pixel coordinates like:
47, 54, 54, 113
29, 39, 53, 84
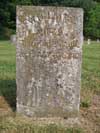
84, 3, 100, 39
80, 98, 91, 108
0, 0, 100, 39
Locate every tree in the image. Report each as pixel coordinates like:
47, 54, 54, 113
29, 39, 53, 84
0, 0, 32, 39
84, 3, 100, 39
94, 0, 100, 2
0, 0, 99, 39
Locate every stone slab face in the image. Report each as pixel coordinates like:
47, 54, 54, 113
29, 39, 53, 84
16, 6, 83, 117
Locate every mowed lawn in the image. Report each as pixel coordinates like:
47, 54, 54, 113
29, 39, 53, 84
82, 42, 100, 92
81, 42, 100, 107
0, 41, 16, 109
0, 40, 100, 133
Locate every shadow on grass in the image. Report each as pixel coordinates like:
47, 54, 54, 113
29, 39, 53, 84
0, 79, 16, 111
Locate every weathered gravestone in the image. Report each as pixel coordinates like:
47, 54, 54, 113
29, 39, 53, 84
87, 39, 91, 45
16, 6, 83, 118
97, 39, 100, 43
10, 34, 16, 45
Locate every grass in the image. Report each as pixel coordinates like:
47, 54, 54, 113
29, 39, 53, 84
0, 123, 83, 133
81, 41, 100, 107
0, 40, 100, 132
0, 41, 16, 110
82, 41, 100, 92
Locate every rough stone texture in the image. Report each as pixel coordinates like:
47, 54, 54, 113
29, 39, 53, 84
16, 6, 83, 118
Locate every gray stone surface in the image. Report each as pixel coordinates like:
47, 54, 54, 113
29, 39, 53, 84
16, 6, 83, 118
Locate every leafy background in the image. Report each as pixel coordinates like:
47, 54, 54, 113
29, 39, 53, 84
0, 0, 100, 40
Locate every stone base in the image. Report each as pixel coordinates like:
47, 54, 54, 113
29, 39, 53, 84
17, 103, 79, 118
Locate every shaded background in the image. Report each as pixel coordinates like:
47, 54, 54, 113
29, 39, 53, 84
0, 0, 100, 40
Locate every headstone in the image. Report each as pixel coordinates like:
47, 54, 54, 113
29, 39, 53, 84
16, 6, 83, 118
87, 39, 91, 45
97, 39, 100, 43
10, 34, 16, 45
